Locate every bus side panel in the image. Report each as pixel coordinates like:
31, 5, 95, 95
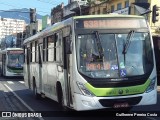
32, 62, 42, 94
23, 63, 29, 87
30, 63, 36, 90
42, 62, 49, 96
47, 62, 58, 101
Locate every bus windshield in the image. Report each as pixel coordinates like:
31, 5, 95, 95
76, 32, 153, 78
7, 52, 24, 68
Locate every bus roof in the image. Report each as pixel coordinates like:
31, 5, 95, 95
72, 14, 145, 19
0, 48, 23, 53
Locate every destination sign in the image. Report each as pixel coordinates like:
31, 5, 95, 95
86, 62, 112, 71
8, 50, 23, 54
76, 18, 147, 29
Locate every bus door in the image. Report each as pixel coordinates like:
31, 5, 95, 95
26, 47, 31, 88
38, 44, 43, 92
63, 35, 73, 108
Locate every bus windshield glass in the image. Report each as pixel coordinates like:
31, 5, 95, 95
76, 32, 153, 78
7, 51, 24, 68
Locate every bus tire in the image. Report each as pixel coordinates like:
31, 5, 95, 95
33, 81, 41, 100
57, 83, 68, 111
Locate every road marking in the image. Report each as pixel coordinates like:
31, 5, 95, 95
7, 81, 14, 84
19, 81, 25, 84
4, 84, 44, 120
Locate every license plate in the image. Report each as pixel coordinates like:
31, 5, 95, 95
113, 102, 129, 108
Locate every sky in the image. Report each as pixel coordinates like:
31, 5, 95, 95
0, 0, 68, 15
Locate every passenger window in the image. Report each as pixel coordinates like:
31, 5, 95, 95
47, 35, 54, 61
55, 31, 62, 62
32, 41, 35, 62
43, 38, 46, 62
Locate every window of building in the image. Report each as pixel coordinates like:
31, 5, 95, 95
117, 3, 122, 10
125, 0, 129, 7
111, 5, 114, 12
103, 8, 107, 14
97, 9, 100, 14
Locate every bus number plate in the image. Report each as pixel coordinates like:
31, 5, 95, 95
113, 102, 129, 108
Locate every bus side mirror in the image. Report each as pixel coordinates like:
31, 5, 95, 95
66, 37, 72, 54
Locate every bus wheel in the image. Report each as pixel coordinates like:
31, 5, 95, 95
33, 82, 41, 99
57, 85, 68, 111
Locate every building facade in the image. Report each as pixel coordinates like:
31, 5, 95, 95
89, 0, 160, 35
1, 34, 17, 50
51, 4, 64, 25
0, 17, 26, 40
25, 19, 42, 38
42, 15, 51, 30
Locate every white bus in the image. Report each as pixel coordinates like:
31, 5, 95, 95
0, 48, 24, 77
23, 14, 157, 111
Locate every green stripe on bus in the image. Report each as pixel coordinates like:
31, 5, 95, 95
7, 68, 23, 73
85, 79, 150, 97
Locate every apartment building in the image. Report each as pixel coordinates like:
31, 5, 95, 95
0, 17, 26, 40
89, 0, 160, 35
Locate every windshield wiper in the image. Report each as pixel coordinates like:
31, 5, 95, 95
122, 30, 135, 54
94, 31, 104, 58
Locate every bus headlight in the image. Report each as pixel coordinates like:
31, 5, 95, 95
145, 76, 156, 93
76, 82, 95, 97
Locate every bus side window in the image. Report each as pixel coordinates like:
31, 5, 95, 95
55, 31, 62, 62
35, 41, 38, 62
27, 47, 30, 65
47, 35, 54, 61
43, 38, 46, 62
63, 26, 72, 54
24, 45, 26, 63
30, 43, 32, 62
32, 41, 35, 62
54, 34, 57, 61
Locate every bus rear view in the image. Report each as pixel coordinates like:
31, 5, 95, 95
74, 15, 157, 110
